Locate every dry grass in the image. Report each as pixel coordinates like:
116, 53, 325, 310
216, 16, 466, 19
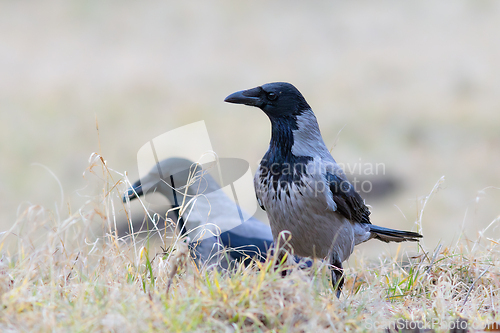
0, 155, 499, 332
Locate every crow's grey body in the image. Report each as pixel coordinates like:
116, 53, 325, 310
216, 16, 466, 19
225, 82, 422, 296
254, 109, 370, 262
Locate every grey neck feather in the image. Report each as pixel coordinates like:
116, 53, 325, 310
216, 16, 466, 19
291, 110, 331, 160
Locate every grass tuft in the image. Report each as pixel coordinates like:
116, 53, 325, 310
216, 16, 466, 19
0, 155, 499, 332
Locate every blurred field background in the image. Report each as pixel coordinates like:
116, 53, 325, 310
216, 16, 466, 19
1, 0, 500, 258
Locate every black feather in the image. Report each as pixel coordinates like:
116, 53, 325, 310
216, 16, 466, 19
369, 225, 422, 242
326, 172, 371, 224
259, 116, 313, 192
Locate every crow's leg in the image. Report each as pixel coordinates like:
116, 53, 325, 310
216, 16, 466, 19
330, 253, 344, 298
275, 251, 290, 277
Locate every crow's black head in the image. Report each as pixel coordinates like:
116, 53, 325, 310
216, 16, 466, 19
224, 82, 311, 118
123, 179, 143, 203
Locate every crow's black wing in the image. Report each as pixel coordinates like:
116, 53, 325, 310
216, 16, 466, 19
326, 172, 371, 224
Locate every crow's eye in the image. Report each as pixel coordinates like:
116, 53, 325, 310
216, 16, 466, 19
267, 92, 277, 101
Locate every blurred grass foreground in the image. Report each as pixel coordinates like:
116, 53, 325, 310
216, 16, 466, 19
0, 155, 499, 332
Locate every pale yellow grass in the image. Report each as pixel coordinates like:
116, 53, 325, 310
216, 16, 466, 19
0, 156, 499, 332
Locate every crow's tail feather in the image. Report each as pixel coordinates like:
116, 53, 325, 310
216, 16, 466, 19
369, 225, 422, 243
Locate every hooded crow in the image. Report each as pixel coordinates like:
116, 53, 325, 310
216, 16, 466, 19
123, 157, 275, 268
225, 82, 422, 296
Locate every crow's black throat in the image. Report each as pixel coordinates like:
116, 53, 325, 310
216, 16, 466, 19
259, 115, 312, 196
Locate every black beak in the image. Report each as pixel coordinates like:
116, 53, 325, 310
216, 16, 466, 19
123, 179, 143, 203
224, 87, 263, 108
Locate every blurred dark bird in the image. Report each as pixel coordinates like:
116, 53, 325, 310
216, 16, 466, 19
123, 157, 275, 269
225, 82, 422, 296
352, 175, 401, 201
